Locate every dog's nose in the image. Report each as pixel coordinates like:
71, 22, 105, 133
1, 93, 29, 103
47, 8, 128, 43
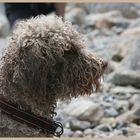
102, 61, 108, 70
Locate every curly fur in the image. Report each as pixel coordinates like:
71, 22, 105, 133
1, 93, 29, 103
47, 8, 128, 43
0, 15, 107, 137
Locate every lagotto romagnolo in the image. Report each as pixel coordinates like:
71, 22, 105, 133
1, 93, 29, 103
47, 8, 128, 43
0, 16, 107, 137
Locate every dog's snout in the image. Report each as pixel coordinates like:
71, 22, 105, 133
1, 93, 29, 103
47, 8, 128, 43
102, 61, 108, 70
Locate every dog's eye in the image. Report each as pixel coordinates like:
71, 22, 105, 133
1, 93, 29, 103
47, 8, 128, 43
63, 50, 78, 59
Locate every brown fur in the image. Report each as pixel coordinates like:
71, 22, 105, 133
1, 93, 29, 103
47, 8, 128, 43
0, 15, 107, 137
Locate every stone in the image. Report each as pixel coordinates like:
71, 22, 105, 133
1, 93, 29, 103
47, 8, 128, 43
0, 4, 5, 14
0, 38, 8, 58
100, 118, 115, 124
103, 94, 116, 103
111, 34, 139, 62
73, 130, 83, 137
62, 128, 74, 137
106, 61, 119, 73
94, 124, 112, 132
110, 86, 140, 99
104, 107, 119, 117
129, 94, 140, 109
107, 70, 140, 88
64, 98, 104, 122
0, 13, 10, 37
121, 27, 140, 38
84, 128, 94, 136
101, 83, 114, 93
85, 10, 126, 29
113, 100, 130, 113
69, 119, 91, 131
108, 36, 140, 87
129, 18, 140, 28
65, 7, 87, 25
111, 129, 124, 136
85, 26, 139, 63
120, 37, 140, 71
112, 122, 128, 129
115, 108, 140, 125
133, 133, 140, 138
86, 36, 118, 60
76, 3, 140, 19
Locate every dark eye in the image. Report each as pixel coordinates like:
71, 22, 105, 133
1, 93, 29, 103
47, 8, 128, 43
63, 50, 78, 59
102, 61, 108, 70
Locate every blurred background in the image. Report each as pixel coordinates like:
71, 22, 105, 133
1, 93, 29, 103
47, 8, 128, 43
1, 3, 140, 138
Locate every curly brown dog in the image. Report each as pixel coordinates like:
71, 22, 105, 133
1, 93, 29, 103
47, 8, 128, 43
0, 16, 107, 137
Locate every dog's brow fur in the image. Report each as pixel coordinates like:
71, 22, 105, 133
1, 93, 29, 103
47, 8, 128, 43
0, 15, 106, 137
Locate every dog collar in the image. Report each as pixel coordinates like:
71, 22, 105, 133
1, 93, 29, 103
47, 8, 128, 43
0, 96, 63, 137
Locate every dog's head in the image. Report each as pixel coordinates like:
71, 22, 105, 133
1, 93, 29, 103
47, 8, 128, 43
1, 16, 107, 115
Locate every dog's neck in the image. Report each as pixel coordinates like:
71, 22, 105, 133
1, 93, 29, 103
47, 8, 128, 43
0, 96, 63, 137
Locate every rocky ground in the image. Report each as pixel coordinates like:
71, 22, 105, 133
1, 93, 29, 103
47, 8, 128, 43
1, 3, 140, 138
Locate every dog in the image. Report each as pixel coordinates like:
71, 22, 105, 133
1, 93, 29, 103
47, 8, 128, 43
0, 16, 107, 137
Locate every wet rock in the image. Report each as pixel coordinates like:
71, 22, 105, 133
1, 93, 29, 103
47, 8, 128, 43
64, 98, 104, 122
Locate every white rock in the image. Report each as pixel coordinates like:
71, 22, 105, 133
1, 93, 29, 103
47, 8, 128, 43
130, 94, 140, 109
0, 38, 8, 58
85, 10, 123, 28
115, 108, 140, 124
84, 128, 94, 136
0, 13, 10, 37
62, 128, 73, 137
65, 7, 87, 25
110, 86, 140, 100
77, 3, 139, 19
64, 98, 104, 122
